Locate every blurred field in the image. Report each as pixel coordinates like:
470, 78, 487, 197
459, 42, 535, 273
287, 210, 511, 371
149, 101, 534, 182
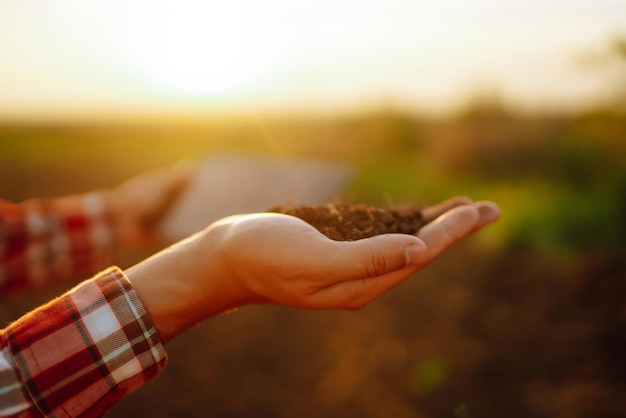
1, 105, 625, 417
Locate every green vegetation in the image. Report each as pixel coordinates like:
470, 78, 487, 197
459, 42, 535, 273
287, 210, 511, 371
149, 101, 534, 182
411, 358, 449, 394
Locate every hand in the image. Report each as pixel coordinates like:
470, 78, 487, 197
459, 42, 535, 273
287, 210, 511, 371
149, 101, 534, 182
106, 162, 194, 246
127, 197, 500, 343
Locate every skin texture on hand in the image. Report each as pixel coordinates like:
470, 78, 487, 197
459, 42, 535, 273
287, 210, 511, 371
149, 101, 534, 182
126, 197, 500, 343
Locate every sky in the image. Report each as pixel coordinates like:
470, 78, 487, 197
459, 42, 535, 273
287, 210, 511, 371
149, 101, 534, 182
0, 0, 625, 121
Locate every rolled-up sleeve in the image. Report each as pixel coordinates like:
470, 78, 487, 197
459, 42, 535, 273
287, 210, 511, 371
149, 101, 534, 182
0, 267, 167, 417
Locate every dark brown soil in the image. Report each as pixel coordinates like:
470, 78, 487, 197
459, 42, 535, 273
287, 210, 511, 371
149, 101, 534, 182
268, 202, 427, 241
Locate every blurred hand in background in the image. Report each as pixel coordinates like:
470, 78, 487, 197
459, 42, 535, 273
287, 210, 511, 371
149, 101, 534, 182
106, 161, 195, 247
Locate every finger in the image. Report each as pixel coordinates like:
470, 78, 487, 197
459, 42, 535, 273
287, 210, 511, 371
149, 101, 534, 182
325, 201, 499, 282
417, 205, 480, 262
421, 196, 473, 222
470, 201, 501, 232
317, 233, 427, 284
308, 264, 418, 309
307, 201, 500, 310
310, 200, 495, 285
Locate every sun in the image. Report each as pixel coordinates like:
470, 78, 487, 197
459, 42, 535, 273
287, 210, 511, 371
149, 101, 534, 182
131, 2, 271, 97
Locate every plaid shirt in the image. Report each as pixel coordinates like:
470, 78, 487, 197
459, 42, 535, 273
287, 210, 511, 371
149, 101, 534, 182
0, 196, 168, 416
0, 194, 114, 293
0, 267, 168, 417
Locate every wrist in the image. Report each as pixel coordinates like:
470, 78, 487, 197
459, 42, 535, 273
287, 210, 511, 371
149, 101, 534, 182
102, 187, 148, 246
100, 188, 125, 241
124, 228, 251, 343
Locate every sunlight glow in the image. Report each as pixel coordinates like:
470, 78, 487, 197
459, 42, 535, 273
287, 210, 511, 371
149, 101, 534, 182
130, 2, 271, 96
0, 0, 624, 119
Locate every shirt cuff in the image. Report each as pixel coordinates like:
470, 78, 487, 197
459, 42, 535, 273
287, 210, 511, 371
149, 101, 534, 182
1, 267, 167, 417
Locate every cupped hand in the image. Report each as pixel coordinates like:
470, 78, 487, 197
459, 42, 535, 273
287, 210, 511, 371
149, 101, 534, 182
204, 197, 499, 310
127, 197, 499, 343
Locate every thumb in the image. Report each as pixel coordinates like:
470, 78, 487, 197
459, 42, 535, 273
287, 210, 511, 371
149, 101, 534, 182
308, 235, 427, 309
322, 234, 428, 282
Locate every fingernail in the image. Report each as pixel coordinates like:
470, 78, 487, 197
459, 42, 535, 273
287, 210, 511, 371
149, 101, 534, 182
404, 242, 427, 266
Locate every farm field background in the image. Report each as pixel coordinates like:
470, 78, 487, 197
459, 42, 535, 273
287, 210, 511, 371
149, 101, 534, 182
1, 103, 625, 417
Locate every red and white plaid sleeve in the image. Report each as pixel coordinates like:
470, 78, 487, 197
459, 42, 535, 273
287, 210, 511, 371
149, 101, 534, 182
0, 267, 168, 417
0, 194, 114, 294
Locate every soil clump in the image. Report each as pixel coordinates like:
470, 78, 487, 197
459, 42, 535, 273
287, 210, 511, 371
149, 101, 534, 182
268, 202, 427, 241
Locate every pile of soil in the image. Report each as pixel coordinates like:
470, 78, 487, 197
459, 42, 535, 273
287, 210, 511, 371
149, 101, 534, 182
268, 202, 427, 241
